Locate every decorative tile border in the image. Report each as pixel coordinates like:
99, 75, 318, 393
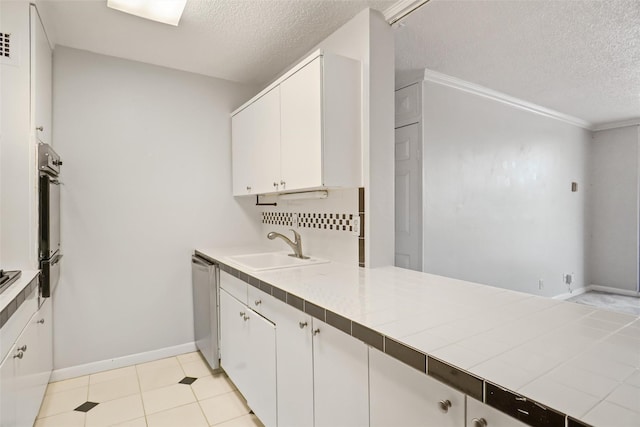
0, 274, 39, 329
261, 212, 359, 233
201, 251, 583, 427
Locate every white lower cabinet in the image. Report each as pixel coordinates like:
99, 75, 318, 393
248, 287, 314, 427
466, 398, 528, 427
313, 319, 369, 427
369, 348, 465, 427
219, 289, 276, 427
0, 297, 53, 427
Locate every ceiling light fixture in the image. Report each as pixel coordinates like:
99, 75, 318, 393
107, 0, 187, 26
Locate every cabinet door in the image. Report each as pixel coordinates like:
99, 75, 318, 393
0, 344, 18, 427
245, 309, 276, 427
313, 319, 369, 427
33, 299, 53, 406
370, 348, 465, 427
30, 5, 52, 145
219, 289, 250, 394
467, 398, 529, 427
280, 57, 323, 191
13, 311, 44, 427
232, 87, 281, 196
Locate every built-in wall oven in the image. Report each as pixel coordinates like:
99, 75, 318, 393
38, 143, 63, 298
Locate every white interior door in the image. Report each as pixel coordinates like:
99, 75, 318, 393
395, 123, 423, 271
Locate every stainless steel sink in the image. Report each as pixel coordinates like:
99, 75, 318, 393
225, 252, 329, 272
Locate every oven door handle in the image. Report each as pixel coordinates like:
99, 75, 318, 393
50, 253, 63, 266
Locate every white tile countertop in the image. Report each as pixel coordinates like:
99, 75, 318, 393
197, 247, 640, 427
0, 270, 39, 313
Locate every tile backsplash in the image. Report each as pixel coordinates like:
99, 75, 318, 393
258, 188, 363, 266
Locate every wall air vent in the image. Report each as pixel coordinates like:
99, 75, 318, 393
0, 32, 17, 65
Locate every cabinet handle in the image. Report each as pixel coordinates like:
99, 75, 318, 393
438, 399, 452, 413
36, 126, 44, 132
273, 182, 278, 188
37, 319, 45, 324
246, 186, 251, 192
239, 311, 245, 317
313, 328, 320, 336
472, 418, 488, 427
299, 321, 308, 329
13, 351, 24, 359
254, 299, 262, 306
280, 180, 286, 188
17, 345, 27, 352
243, 315, 250, 321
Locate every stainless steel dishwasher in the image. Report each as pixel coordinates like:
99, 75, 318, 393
191, 254, 220, 369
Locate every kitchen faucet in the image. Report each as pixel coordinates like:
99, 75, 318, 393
267, 229, 308, 259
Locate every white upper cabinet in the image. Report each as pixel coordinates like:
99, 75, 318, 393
31, 5, 52, 145
231, 51, 361, 196
232, 87, 281, 196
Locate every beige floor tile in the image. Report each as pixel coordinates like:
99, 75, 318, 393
147, 403, 208, 427
85, 394, 145, 427
177, 351, 203, 364
192, 373, 236, 401
112, 417, 148, 427
136, 358, 185, 391
142, 383, 197, 415
181, 357, 215, 378
90, 365, 138, 385
214, 414, 265, 427
45, 376, 89, 395
199, 391, 251, 426
89, 372, 141, 402
34, 410, 86, 427
38, 386, 88, 418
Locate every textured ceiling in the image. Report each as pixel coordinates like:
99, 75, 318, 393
38, 0, 395, 85
395, 0, 640, 126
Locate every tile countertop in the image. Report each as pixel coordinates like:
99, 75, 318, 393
0, 270, 39, 313
197, 247, 640, 427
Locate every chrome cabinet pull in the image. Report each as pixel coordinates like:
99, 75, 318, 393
36, 126, 44, 131
246, 186, 251, 192
273, 182, 278, 188
243, 315, 249, 321
239, 311, 245, 317
17, 345, 27, 352
13, 351, 24, 359
254, 300, 262, 306
313, 328, 320, 336
472, 418, 488, 427
280, 180, 286, 188
299, 321, 308, 329
438, 399, 452, 413
37, 319, 45, 324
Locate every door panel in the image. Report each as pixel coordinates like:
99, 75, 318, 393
395, 123, 423, 271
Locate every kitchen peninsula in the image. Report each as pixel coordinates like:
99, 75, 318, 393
197, 247, 640, 427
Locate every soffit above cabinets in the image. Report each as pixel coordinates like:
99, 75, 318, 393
36, 0, 395, 86
394, 0, 640, 128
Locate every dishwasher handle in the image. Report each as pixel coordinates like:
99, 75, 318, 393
192, 256, 214, 268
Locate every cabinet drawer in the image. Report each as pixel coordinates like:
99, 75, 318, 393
0, 286, 38, 363
467, 397, 529, 427
219, 271, 247, 304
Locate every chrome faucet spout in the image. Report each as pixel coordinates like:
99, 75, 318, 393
267, 229, 308, 259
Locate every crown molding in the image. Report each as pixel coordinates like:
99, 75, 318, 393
422, 69, 595, 130
592, 118, 640, 132
383, 0, 430, 25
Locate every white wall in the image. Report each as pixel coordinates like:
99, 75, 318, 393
311, 9, 394, 268
589, 125, 639, 293
53, 47, 262, 371
422, 81, 592, 297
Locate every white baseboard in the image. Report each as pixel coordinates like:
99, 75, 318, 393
50, 342, 197, 382
553, 286, 589, 300
588, 285, 640, 297
553, 284, 640, 300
